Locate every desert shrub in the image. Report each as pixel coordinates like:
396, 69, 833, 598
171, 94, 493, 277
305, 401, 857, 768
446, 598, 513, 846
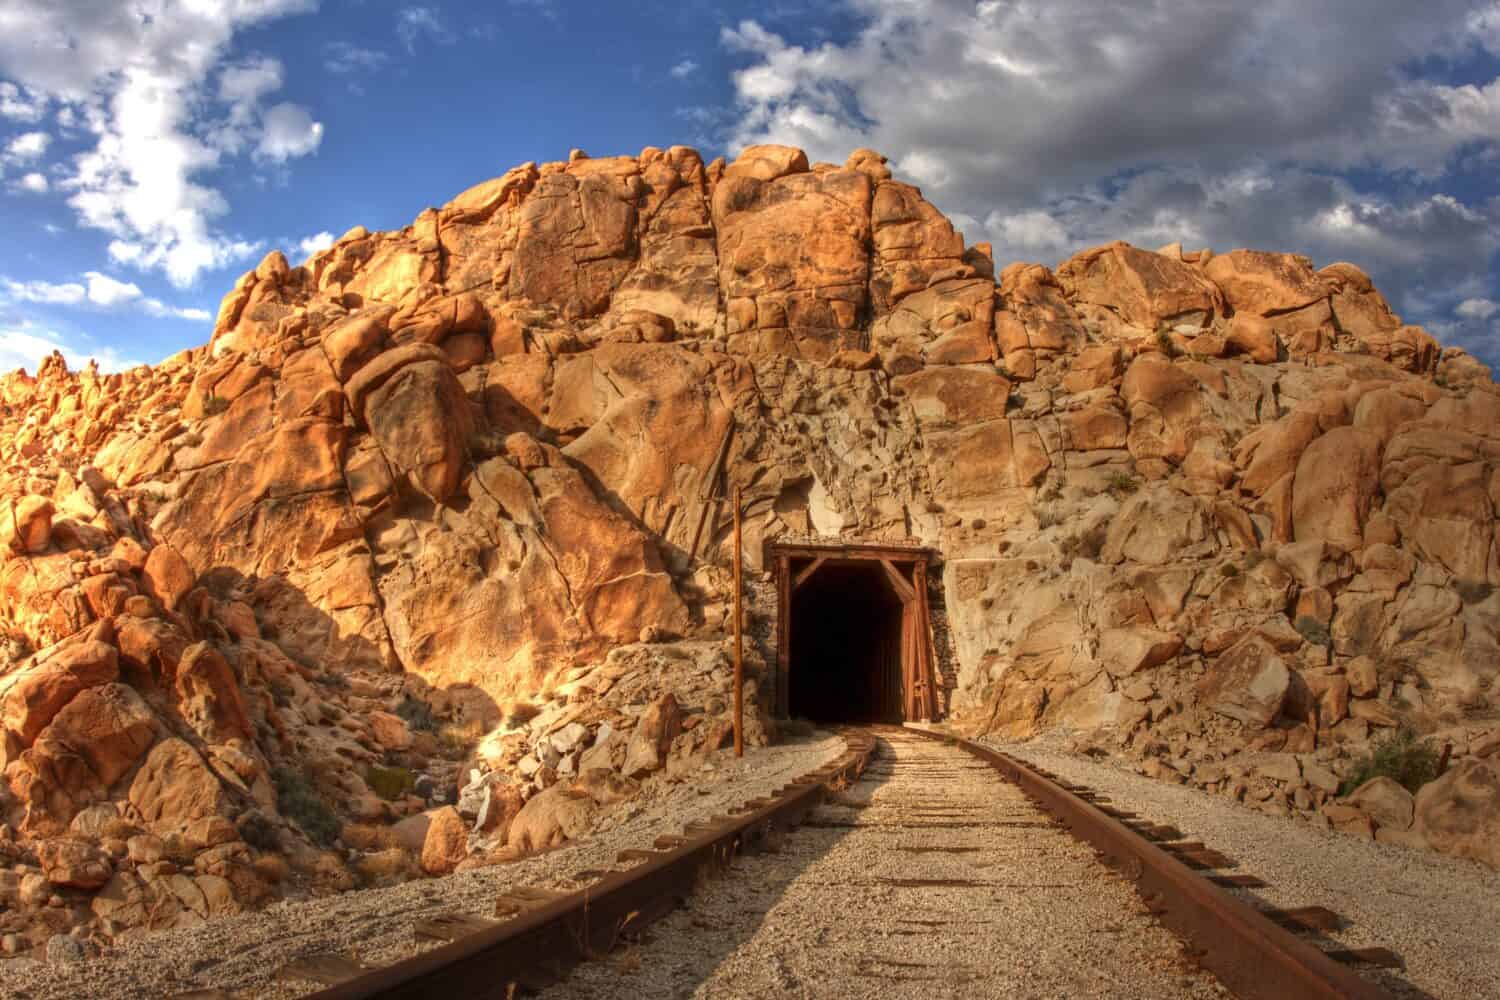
1456, 579, 1494, 605
341, 822, 404, 852
1104, 472, 1138, 496
363, 764, 415, 802
238, 811, 281, 851
268, 678, 294, 708
440, 718, 486, 756
1155, 329, 1176, 355
502, 700, 541, 729
395, 695, 437, 733
353, 847, 415, 885
1036, 507, 1064, 530
318, 671, 350, 690
202, 394, 229, 416
1294, 615, 1331, 647
1339, 727, 1441, 796
274, 769, 340, 847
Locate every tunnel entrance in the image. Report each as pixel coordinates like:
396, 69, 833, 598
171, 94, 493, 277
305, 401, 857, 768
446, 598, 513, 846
789, 563, 905, 722
769, 543, 939, 724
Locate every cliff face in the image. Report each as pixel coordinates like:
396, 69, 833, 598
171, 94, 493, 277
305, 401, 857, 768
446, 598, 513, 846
2, 141, 1500, 947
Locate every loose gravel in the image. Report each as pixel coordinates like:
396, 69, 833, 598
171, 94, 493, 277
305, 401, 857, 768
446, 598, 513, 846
0, 733, 846, 1000
545, 730, 1226, 999
987, 733, 1500, 1000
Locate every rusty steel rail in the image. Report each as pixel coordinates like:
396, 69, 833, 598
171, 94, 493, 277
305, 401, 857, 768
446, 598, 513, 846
907, 727, 1394, 1000
305, 731, 877, 1000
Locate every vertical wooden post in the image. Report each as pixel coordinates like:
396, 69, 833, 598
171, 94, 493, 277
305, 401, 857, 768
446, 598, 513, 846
733, 485, 744, 758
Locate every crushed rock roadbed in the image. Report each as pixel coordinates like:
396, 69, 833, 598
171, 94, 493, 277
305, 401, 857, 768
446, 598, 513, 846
545, 730, 1225, 1000
989, 735, 1500, 1000
0, 733, 846, 1000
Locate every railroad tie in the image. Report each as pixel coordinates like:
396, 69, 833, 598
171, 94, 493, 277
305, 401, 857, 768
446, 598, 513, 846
494, 885, 570, 918
275, 953, 376, 986
414, 912, 502, 943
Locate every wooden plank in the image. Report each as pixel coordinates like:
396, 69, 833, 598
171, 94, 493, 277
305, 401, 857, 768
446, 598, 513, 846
276, 954, 374, 986
879, 558, 917, 602
1325, 947, 1403, 970
776, 553, 790, 716
415, 913, 502, 943
792, 555, 829, 590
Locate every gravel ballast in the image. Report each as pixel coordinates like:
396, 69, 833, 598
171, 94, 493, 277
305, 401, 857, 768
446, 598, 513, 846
989, 734, 1500, 1000
546, 730, 1226, 999
0, 734, 846, 1000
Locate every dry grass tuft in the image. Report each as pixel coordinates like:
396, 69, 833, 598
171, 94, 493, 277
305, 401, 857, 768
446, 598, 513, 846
354, 847, 416, 882
340, 822, 405, 852
252, 854, 290, 884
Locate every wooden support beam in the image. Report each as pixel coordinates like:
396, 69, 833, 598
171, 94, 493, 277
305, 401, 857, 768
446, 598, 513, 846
792, 555, 829, 591
879, 558, 917, 602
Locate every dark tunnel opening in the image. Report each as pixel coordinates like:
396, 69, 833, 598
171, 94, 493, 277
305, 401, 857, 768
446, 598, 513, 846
788, 561, 906, 723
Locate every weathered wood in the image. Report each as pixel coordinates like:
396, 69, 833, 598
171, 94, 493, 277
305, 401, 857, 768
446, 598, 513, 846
879, 558, 917, 602
277, 954, 374, 986
792, 555, 829, 591
733, 484, 744, 758
415, 913, 503, 943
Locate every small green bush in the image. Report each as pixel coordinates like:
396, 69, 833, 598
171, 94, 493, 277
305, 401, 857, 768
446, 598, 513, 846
274, 769, 340, 846
363, 764, 415, 802
1339, 727, 1441, 796
1294, 615, 1331, 647
238, 811, 281, 851
394, 695, 437, 733
202, 394, 229, 416
1104, 471, 1138, 496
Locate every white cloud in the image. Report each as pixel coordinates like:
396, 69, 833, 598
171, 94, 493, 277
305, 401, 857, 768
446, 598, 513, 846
324, 42, 387, 75
670, 59, 700, 80
0, 81, 45, 121
4, 130, 49, 161
0, 0, 320, 288
14, 172, 48, 194
256, 103, 324, 162
297, 231, 335, 257
1457, 297, 1499, 320
3, 272, 211, 320
0, 324, 144, 375
397, 7, 456, 53
987, 210, 1071, 257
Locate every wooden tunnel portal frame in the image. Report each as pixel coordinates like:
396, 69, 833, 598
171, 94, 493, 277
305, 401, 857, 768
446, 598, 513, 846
770, 541, 940, 723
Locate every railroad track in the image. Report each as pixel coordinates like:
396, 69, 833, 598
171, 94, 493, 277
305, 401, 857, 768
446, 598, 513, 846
259, 727, 1405, 1000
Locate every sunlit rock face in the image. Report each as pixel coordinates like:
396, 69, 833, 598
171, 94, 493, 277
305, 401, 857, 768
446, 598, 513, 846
2, 140, 1499, 952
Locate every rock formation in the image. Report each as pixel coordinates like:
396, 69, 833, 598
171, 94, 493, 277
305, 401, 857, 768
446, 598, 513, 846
2, 142, 1499, 957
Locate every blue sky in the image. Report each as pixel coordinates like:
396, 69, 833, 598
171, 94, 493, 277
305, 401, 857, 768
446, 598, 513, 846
1, 0, 1499, 374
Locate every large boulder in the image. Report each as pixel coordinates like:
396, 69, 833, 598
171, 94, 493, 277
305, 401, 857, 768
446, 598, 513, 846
1, 638, 119, 747
1056, 242, 1220, 331
1195, 635, 1290, 728
507, 785, 599, 853
1345, 776, 1415, 833
4, 496, 54, 554
1292, 427, 1382, 552
419, 805, 468, 875
622, 692, 682, 778
364, 358, 474, 503
1413, 760, 1500, 869
128, 738, 233, 836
